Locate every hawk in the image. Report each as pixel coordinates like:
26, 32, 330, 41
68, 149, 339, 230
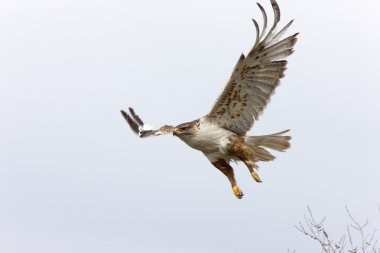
121, 0, 298, 199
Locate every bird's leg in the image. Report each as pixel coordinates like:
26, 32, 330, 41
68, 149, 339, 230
211, 159, 243, 199
244, 160, 262, 183
227, 138, 262, 183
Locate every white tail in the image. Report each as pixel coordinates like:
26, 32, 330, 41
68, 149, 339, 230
245, 130, 291, 162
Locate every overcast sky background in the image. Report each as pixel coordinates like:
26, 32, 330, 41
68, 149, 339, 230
1, 0, 380, 252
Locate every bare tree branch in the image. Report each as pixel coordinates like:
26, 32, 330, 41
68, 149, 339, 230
295, 206, 379, 253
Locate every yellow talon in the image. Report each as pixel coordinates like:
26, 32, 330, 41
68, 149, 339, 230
251, 170, 262, 183
232, 185, 244, 199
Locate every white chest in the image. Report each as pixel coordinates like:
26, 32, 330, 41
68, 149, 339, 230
179, 119, 234, 154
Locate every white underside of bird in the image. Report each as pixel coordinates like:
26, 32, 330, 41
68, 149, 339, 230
177, 118, 236, 162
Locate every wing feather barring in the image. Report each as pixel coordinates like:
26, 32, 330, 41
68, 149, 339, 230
121, 0, 297, 199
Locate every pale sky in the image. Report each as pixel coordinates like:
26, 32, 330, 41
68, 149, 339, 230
1, 0, 380, 252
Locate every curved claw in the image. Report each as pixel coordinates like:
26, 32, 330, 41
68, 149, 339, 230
232, 185, 244, 199
251, 170, 263, 183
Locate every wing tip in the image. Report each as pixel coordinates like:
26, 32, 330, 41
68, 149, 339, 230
270, 0, 280, 20
121, 108, 141, 135
120, 109, 127, 117
251, 18, 260, 32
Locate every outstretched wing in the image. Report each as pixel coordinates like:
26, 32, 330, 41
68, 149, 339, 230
121, 108, 174, 138
206, 0, 298, 136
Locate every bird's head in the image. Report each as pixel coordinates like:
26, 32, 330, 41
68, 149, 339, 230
173, 121, 197, 139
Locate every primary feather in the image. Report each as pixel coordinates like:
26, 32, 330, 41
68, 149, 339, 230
206, 0, 298, 136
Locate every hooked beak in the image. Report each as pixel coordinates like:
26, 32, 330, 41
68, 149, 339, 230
173, 128, 186, 136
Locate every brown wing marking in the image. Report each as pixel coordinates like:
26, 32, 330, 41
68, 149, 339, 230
206, 0, 298, 136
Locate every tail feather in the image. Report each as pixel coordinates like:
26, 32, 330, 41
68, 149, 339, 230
245, 130, 291, 162
253, 146, 276, 162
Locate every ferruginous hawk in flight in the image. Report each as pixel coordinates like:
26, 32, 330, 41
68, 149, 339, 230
121, 0, 298, 199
